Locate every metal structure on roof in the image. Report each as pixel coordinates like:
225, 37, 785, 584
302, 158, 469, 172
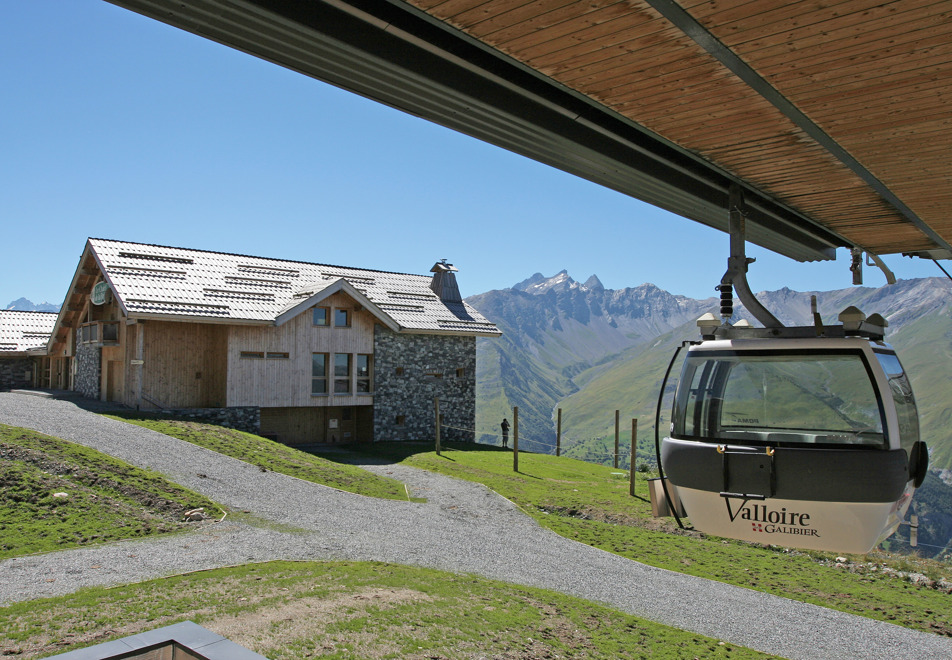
104, 0, 952, 264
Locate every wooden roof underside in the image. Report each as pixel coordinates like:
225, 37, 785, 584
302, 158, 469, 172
105, 0, 952, 261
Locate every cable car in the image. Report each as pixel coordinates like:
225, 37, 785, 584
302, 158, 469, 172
660, 314, 928, 553
656, 185, 927, 553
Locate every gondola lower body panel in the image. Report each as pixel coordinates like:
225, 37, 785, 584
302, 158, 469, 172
661, 438, 913, 553
673, 485, 914, 553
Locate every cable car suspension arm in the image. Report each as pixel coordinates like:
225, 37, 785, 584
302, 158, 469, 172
723, 185, 784, 329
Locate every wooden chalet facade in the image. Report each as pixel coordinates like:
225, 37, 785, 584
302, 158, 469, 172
0, 310, 58, 390
47, 239, 501, 444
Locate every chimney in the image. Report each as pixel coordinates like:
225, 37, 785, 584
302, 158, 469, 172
430, 259, 461, 303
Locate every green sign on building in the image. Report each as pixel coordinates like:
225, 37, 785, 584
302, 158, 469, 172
91, 281, 109, 306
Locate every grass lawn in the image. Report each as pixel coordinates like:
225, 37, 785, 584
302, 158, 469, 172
0, 560, 778, 659
0, 423, 223, 559
104, 413, 416, 501
337, 441, 952, 637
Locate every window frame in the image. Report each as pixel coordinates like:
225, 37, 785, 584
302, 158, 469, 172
356, 354, 372, 393
334, 353, 352, 394
312, 306, 330, 327
311, 352, 329, 395
334, 308, 351, 328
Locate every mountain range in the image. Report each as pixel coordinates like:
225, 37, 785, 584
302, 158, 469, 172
5, 298, 60, 312
469, 272, 952, 464
467, 272, 952, 557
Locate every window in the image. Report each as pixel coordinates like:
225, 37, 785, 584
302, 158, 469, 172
240, 351, 264, 359
81, 323, 99, 343
334, 308, 350, 327
396, 415, 406, 426
267, 352, 289, 359
395, 366, 405, 376
673, 350, 885, 447
78, 321, 120, 346
356, 354, 372, 393
456, 368, 465, 379
311, 353, 328, 395
876, 351, 919, 454
312, 307, 329, 326
334, 353, 352, 393
102, 322, 119, 343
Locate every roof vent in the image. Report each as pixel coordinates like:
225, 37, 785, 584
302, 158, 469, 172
430, 259, 461, 303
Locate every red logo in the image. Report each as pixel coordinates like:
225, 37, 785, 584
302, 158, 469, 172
752, 523, 763, 532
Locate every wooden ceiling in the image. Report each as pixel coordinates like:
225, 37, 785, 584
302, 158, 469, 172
406, 0, 950, 256
106, 0, 952, 261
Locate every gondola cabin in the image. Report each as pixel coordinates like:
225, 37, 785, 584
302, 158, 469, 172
660, 310, 928, 553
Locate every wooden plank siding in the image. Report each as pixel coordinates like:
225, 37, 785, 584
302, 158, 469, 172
138, 321, 227, 409
226, 291, 375, 408
260, 405, 373, 445
405, 0, 951, 255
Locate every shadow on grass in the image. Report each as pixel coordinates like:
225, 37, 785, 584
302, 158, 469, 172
308, 440, 514, 467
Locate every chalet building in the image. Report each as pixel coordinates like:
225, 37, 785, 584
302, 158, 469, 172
0, 310, 58, 390
47, 238, 501, 444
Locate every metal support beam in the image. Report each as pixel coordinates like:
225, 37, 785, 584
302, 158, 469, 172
644, 0, 952, 256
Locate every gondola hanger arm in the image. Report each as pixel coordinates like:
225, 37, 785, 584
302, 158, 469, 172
722, 185, 784, 329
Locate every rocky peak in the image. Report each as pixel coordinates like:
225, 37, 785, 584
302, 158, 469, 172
513, 270, 579, 294
583, 274, 604, 291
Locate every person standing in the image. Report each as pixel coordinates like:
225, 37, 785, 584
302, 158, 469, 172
501, 418, 510, 448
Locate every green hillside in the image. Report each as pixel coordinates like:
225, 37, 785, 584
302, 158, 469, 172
888, 313, 952, 472
474, 335, 577, 451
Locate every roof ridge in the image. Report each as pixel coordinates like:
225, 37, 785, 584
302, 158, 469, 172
88, 237, 431, 280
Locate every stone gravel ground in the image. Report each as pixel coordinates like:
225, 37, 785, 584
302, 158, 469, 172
1, 391, 950, 660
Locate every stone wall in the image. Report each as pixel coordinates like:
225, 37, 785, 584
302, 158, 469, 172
163, 406, 260, 435
373, 327, 476, 443
0, 357, 34, 390
75, 342, 101, 399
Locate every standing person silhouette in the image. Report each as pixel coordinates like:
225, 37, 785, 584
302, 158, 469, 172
500, 418, 510, 448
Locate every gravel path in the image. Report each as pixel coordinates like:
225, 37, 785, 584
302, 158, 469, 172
2, 391, 950, 660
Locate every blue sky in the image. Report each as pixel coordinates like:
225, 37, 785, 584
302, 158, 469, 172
1, 1, 944, 307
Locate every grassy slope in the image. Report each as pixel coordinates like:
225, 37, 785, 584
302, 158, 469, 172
0, 561, 776, 660
0, 424, 223, 559
345, 442, 952, 637
558, 326, 688, 466
889, 313, 952, 472
104, 414, 415, 501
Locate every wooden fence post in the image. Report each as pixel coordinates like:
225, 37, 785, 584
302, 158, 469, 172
614, 409, 620, 469
434, 397, 441, 456
556, 407, 562, 457
513, 406, 519, 472
629, 418, 638, 497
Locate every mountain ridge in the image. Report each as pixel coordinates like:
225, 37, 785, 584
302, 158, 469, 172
468, 271, 952, 557
469, 271, 952, 461
5, 297, 60, 312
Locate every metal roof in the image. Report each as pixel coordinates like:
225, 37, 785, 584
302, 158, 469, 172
104, 0, 952, 262
0, 310, 57, 355
86, 238, 501, 336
